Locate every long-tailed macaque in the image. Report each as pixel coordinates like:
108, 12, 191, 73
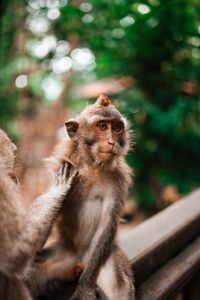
33, 95, 135, 300
0, 128, 76, 300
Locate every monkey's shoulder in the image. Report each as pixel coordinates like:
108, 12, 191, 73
114, 157, 133, 184
108, 162, 132, 185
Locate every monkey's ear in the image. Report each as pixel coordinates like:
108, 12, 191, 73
96, 94, 112, 106
65, 120, 79, 139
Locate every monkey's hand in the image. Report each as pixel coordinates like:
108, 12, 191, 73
54, 162, 78, 191
69, 284, 96, 300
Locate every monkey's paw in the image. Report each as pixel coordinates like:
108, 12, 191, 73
55, 162, 78, 188
69, 285, 96, 300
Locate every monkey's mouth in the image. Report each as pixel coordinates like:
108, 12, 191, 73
99, 150, 114, 154
98, 151, 115, 159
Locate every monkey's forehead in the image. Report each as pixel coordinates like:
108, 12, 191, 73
81, 105, 122, 120
80, 113, 128, 129
79, 104, 129, 128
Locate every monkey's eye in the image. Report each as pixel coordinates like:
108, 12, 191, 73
112, 123, 123, 134
96, 122, 107, 131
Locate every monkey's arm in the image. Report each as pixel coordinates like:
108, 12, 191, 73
0, 176, 30, 277
26, 163, 76, 255
70, 188, 123, 299
0, 163, 76, 278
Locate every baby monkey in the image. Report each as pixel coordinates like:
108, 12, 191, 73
36, 95, 135, 300
0, 128, 76, 299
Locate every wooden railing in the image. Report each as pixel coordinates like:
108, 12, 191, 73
37, 189, 200, 300
119, 188, 200, 299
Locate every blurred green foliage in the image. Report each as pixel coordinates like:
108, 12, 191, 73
0, 0, 200, 207
56, 0, 200, 206
0, 0, 19, 138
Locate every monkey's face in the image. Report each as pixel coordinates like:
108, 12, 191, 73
87, 117, 125, 162
65, 95, 131, 165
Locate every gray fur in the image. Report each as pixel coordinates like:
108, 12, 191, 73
0, 128, 76, 299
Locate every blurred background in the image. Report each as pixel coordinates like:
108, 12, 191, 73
0, 0, 200, 214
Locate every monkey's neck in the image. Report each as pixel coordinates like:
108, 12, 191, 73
77, 155, 122, 177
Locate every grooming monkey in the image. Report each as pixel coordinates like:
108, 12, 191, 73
34, 95, 135, 300
0, 128, 76, 299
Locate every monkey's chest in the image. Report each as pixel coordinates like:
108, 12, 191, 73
76, 187, 103, 248
60, 185, 103, 252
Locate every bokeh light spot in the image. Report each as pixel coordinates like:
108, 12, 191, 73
15, 75, 28, 88
80, 2, 92, 12
82, 13, 94, 23
120, 16, 135, 27
112, 28, 125, 39
42, 76, 63, 100
138, 4, 151, 14
47, 8, 60, 20
55, 40, 70, 56
51, 56, 73, 73
71, 48, 95, 70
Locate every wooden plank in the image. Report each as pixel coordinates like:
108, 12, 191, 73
136, 236, 200, 300
37, 190, 200, 299
183, 269, 200, 300
118, 189, 200, 284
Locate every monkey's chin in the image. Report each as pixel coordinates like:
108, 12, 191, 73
98, 152, 114, 160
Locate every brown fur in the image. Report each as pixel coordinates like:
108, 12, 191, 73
0, 129, 76, 299
34, 95, 135, 300
62, 262, 85, 282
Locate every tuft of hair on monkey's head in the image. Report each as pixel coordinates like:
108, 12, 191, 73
82, 94, 118, 118
96, 94, 112, 107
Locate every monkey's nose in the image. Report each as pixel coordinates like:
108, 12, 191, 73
108, 140, 115, 146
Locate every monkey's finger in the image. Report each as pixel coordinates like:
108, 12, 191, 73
61, 162, 65, 176
62, 162, 71, 183
56, 166, 63, 184
61, 162, 67, 178
68, 170, 78, 185
55, 172, 59, 185
66, 162, 71, 178
59, 165, 63, 178
60, 163, 67, 184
